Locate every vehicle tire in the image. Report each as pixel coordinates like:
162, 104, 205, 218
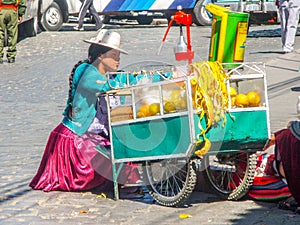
40, 2, 63, 31
22, 17, 39, 36
193, 0, 213, 26
203, 151, 257, 200
136, 16, 153, 25
18, 17, 39, 42
143, 157, 198, 207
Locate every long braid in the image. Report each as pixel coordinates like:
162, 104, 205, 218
67, 44, 110, 119
67, 59, 90, 118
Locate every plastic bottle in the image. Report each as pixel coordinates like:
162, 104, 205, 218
176, 26, 187, 53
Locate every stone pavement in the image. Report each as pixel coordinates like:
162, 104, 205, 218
265, 50, 300, 131
0, 24, 299, 224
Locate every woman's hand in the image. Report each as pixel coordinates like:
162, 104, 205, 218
258, 134, 275, 156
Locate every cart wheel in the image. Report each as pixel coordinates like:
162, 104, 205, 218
203, 151, 257, 200
143, 158, 198, 207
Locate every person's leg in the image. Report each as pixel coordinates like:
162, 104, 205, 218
283, 0, 300, 52
278, 161, 298, 210
275, 127, 300, 211
88, 4, 103, 29
6, 9, 18, 62
279, 1, 290, 48
76, 0, 93, 29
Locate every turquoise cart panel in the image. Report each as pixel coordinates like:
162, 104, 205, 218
194, 110, 269, 152
112, 116, 191, 159
112, 109, 269, 160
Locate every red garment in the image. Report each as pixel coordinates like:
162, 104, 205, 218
248, 176, 291, 201
30, 123, 140, 192
0, 4, 18, 11
264, 154, 277, 176
275, 129, 300, 203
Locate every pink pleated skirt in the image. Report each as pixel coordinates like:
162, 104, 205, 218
30, 123, 140, 192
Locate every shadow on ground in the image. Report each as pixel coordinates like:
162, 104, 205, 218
248, 27, 300, 38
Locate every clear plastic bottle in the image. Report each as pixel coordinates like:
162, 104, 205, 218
176, 35, 187, 53
175, 26, 187, 53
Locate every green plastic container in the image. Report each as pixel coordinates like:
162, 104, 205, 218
208, 11, 249, 66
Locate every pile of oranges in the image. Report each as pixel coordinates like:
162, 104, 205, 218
136, 90, 187, 118
137, 103, 160, 118
230, 87, 261, 108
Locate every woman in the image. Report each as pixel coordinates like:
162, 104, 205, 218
264, 120, 300, 212
30, 29, 140, 192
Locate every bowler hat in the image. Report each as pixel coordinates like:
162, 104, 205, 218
84, 29, 128, 54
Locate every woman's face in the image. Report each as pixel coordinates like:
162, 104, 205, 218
100, 49, 121, 73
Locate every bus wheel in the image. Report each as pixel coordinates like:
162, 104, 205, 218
193, 0, 213, 26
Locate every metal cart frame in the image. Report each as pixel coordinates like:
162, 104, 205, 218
96, 62, 270, 206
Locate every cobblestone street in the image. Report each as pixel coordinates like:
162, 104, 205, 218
0, 23, 300, 224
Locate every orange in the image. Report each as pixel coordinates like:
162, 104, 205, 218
231, 96, 236, 107
247, 91, 261, 107
170, 90, 181, 102
137, 111, 145, 118
138, 104, 150, 117
229, 86, 237, 97
149, 103, 160, 116
235, 93, 249, 107
177, 99, 187, 110
164, 101, 176, 113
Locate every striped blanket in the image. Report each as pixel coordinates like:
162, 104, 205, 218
247, 154, 291, 201
248, 176, 291, 201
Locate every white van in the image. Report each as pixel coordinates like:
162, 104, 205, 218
18, 0, 57, 37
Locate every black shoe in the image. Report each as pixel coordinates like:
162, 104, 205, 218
8, 59, 15, 63
278, 199, 299, 211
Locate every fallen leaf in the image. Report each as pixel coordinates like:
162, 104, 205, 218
179, 213, 192, 219
96, 192, 107, 198
79, 210, 88, 214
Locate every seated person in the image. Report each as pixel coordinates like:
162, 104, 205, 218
263, 121, 300, 212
